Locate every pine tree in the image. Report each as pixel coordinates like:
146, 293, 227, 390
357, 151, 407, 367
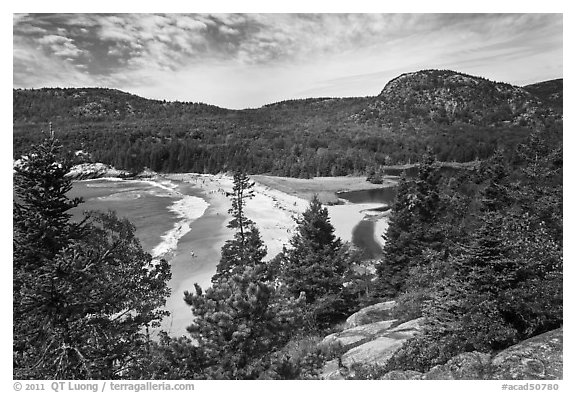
227, 170, 255, 243
185, 171, 305, 378
212, 170, 267, 283
13, 136, 171, 379
185, 265, 305, 379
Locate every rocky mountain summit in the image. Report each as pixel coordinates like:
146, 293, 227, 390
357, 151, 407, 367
355, 69, 561, 127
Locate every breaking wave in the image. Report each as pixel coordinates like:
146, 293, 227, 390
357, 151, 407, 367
148, 180, 209, 260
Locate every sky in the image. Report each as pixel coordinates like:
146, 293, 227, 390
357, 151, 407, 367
13, 13, 563, 109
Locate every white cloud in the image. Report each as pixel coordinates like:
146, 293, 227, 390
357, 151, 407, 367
14, 38, 95, 88
12, 13, 563, 109
219, 25, 239, 35
37, 34, 85, 58
175, 16, 208, 31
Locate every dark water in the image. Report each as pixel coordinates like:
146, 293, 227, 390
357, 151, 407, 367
337, 188, 396, 260
340, 166, 470, 259
351, 220, 383, 259
337, 187, 397, 205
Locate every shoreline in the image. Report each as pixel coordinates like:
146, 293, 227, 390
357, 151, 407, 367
73, 172, 394, 337
156, 173, 308, 336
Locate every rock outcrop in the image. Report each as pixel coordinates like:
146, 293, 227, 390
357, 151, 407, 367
380, 328, 563, 380
66, 163, 130, 180
422, 351, 493, 380
341, 318, 423, 368
490, 328, 563, 380
321, 319, 398, 349
342, 301, 396, 329
319, 299, 562, 380
352, 70, 562, 129
319, 300, 423, 380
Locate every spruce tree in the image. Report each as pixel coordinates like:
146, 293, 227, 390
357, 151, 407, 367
13, 136, 85, 277
13, 136, 171, 379
376, 153, 444, 298
280, 195, 345, 304
387, 140, 563, 372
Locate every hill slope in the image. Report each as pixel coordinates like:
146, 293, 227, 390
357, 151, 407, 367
355, 69, 560, 127
13, 70, 562, 177
13, 87, 229, 123
523, 79, 563, 113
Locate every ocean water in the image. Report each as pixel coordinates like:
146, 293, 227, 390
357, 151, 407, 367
68, 178, 208, 260
68, 177, 216, 336
337, 187, 396, 260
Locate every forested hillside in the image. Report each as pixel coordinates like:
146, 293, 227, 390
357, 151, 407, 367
14, 126, 562, 379
13, 70, 562, 177
523, 79, 563, 113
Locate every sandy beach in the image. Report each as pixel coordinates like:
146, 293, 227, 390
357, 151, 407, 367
147, 173, 393, 336
156, 173, 307, 336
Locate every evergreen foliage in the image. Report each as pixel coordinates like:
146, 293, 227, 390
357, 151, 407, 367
212, 171, 267, 282
278, 195, 359, 327
13, 136, 171, 379
184, 266, 306, 378
280, 195, 345, 303
12, 78, 563, 379
184, 171, 307, 378
376, 154, 445, 298
13, 72, 562, 178
13, 136, 85, 277
382, 130, 562, 373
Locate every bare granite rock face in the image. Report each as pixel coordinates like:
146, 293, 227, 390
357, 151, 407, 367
341, 318, 424, 369
67, 163, 129, 180
380, 370, 424, 380
320, 317, 424, 379
381, 328, 563, 380
321, 303, 562, 380
423, 351, 493, 380
490, 328, 563, 380
321, 319, 398, 349
321, 359, 345, 380
342, 301, 397, 329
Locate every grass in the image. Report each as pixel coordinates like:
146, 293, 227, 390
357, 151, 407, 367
252, 175, 397, 205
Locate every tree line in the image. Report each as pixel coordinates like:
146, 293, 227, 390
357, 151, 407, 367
13, 126, 562, 378
14, 83, 561, 178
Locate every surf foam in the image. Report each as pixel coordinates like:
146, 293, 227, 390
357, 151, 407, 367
148, 180, 209, 260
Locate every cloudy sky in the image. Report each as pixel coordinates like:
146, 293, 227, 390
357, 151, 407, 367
13, 13, 563, 109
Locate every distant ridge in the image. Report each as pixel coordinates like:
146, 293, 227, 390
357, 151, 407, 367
13, 69, 563, 177
13, 87, 229, 123
354, 69, 561, 127
523, 79, 563, 113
